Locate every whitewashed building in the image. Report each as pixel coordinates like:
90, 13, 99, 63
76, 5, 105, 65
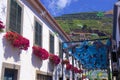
0, 0, 82, 80
113, 1, 120, 79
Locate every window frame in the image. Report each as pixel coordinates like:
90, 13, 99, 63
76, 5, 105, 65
49, 32, 54, 54
36, 70, 52, 80
6, 0, 23, 34
59, 40, 62, 58
1, 62, 20, 80
34, 18, 43, 47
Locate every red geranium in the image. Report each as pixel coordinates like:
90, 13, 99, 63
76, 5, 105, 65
62, 59, 69, 64
66, 64, 73, 70
78, 69, 83, 73
0, 21, 5, 30
4, 31, 29, 50
32, 46, 49, 60
49, 54, 60, 65
73, 67, 79, 73
82, 75, 86, 80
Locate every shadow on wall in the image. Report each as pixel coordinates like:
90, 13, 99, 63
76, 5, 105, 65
2, 37, 20, 62
48, 63, 62, 80
31, 53, 43, 69
54, 67, 58, 80
57, 64, 62, 75
47, 60, 55, 72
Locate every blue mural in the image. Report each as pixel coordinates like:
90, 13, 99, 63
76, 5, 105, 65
63, 39, 111, 69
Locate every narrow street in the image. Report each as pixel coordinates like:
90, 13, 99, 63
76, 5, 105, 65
0, 0, 120, 80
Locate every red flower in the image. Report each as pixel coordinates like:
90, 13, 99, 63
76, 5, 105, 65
0, 21, 5, 30
4, 31, 29, 50
62, 59, 69, 64
73, 67, 79, 73
4, 31, 18, 41
78, 69, 83, 73
32, 46, 49, 60
66, 64, 73, 70
82, 75, 86, 79
49, 54, 60, 65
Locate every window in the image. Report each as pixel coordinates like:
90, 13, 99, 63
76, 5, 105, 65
9, 0, 22, 34
4, 68, 18, 80
78, 63, 81, 68
59, 41, 62, 58
66, 78, 69, 80
49, 33, 54, 53
119, 14, 120, 36
112, 52, 117, 62
1, 63, 20, 80
65, 53, 69, 59
35, 21, 42, 46
37, 74, 52, 80
59, 77, 62, 80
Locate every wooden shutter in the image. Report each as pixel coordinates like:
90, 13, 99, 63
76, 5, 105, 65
35, 21, 42, 46
9, 0, 22, 34
50, 34, 54, 53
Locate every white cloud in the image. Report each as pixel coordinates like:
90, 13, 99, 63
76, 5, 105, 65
48, 0, 72, 10
56, 0, 71, 9
46, 0, 78, 16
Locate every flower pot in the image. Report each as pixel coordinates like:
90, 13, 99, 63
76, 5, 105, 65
4, 31, 29, 50
32, 46, 49, 60
49, 54, 60, 65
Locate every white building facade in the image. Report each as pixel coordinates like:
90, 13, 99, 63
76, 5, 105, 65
113, 1, 120, 79
0, 0, 81, 80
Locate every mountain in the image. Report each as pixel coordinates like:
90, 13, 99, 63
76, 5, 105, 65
104, 10, 113, 15
54, 11, 113, 41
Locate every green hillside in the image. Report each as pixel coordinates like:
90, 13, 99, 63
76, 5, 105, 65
55, 12, 113, 40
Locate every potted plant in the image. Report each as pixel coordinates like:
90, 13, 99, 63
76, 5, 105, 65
4, 31, 29, 50
78, 69, 83, 74
62, 59, 69, 64
0, 21, 5, 32
66, 64, 73, 70
73, 67, 79, 73
32, 46, 49, 60
49, 54, 60, 65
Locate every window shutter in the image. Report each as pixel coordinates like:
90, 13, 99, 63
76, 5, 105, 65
35, 21, 42, 46
9, 0, 22, 34
50, 34, 54, 53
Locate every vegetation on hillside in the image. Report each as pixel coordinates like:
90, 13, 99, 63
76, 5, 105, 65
55, 12, 113, 40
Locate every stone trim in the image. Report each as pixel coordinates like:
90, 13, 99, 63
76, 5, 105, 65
1, 62, 20, 80
36, 70, 53, 80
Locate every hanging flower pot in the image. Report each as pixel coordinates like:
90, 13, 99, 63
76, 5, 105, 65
32, 46, 49, 60
73, 67, 79, 73
49, 54, 60, 65
66, 64, 73, 70
62, 59, 69, 64
4, 31, 29, 50
78, 69, 83, 74
82, 75, 86, 79
0, 21, 5, 32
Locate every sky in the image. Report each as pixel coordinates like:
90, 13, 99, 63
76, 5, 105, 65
40, 0, 117, 17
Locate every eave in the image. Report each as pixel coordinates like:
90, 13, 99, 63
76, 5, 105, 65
26, 0, 71, 41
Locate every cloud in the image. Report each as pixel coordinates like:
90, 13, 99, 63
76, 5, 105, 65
56, 0, 79, 9
56, 0, 71, 9
47, 0, 71, 10
43, 0, 78, 16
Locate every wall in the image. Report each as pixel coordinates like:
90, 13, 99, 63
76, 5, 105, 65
115, 2, 120, 47
0, 0, 7, 79
0, 0, 65, 80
